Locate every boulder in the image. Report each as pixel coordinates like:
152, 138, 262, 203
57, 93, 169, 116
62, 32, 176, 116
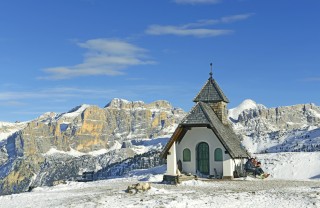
126, 182, 151, 194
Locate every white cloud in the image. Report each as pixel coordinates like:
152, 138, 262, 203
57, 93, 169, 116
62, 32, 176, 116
145, 13, 253, 38
0, 87, 116, 101
40, 39, 154, 80
146, 25, 232, 37
174, 0, 221, 4
220, 13, 254, 23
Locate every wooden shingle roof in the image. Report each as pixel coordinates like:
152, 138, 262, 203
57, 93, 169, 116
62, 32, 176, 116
193, 78, 229, 103
199, 102, 249, 158
161, 102, 249, 158
180, 103, 211, 125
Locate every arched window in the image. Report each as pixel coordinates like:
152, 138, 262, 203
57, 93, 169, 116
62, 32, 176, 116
183, 148, 191, 162
214, 148, 223, 161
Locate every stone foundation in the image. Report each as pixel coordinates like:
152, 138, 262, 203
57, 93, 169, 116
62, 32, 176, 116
162, 174, 197, 185
222, 176, 233, 180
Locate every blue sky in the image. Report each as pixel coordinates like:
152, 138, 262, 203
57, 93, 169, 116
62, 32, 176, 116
0, 0, 319, 122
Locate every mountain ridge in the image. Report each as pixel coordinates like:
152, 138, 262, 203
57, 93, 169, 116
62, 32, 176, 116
230, 101, 320, 153
1, 98, 320, 195
1, 98, 319, 154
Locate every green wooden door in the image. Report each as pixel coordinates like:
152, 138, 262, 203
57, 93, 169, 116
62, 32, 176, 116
197, 142, 209, 175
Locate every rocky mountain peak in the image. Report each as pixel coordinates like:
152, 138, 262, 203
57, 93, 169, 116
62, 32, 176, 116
104, 98, 175, 111
146, 100, 174, 110
105, 98, 145, 109
228, 99, 266, 121
37, 112, 58, 122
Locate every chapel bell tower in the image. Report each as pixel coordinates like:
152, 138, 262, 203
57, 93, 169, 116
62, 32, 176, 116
193, 63, 230, 125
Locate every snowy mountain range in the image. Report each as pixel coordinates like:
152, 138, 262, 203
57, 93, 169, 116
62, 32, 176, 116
228, 99, 320, 153
0, 98, 320, 195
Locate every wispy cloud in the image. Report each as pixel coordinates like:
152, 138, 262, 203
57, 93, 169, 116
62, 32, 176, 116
0, 87, 116, 102
303, 77, 320, 82
125, 77, 145, 81
0, 83, 190, 103
146, 25, 232, 37
181, 13, 254, 28
39, 39, 154, 80
174, 0, 221, 4
0, 84, 181, 104
145, 13, 253, 38
0, 101, 26, 107
220, 13, 254, 23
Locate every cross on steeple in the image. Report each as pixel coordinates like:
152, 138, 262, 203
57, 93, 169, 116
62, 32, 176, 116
209, 63, 213, 79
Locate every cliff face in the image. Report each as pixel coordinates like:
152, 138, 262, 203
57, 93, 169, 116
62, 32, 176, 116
23, 99, 184, 154
229, 102, 320, 153
0, 99, 186, 195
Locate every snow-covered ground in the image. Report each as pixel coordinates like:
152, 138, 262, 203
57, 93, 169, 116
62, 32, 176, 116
1, 152, 320, 208
256, 152, 320, 180
2, 177, 320, 208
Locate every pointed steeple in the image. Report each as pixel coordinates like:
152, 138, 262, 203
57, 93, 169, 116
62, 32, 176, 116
193, 63, 229, 103
192, 63, 230, 125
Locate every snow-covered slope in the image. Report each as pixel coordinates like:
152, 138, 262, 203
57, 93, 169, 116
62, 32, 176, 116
63, 104, 91, 118
229, 100, 320, 153
228, 99, 266, 121
256, 152, 320, 180
0, 121, 27, 141
36, 104, 92, 124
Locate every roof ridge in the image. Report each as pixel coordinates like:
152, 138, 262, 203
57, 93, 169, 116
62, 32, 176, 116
211, 78, 228, 103
181, 102, 210, 125
181, 103, 199, 123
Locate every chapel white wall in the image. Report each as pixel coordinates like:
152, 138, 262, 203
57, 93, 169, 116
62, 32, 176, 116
176, 127, 229, 176
166, 142, 177, 176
